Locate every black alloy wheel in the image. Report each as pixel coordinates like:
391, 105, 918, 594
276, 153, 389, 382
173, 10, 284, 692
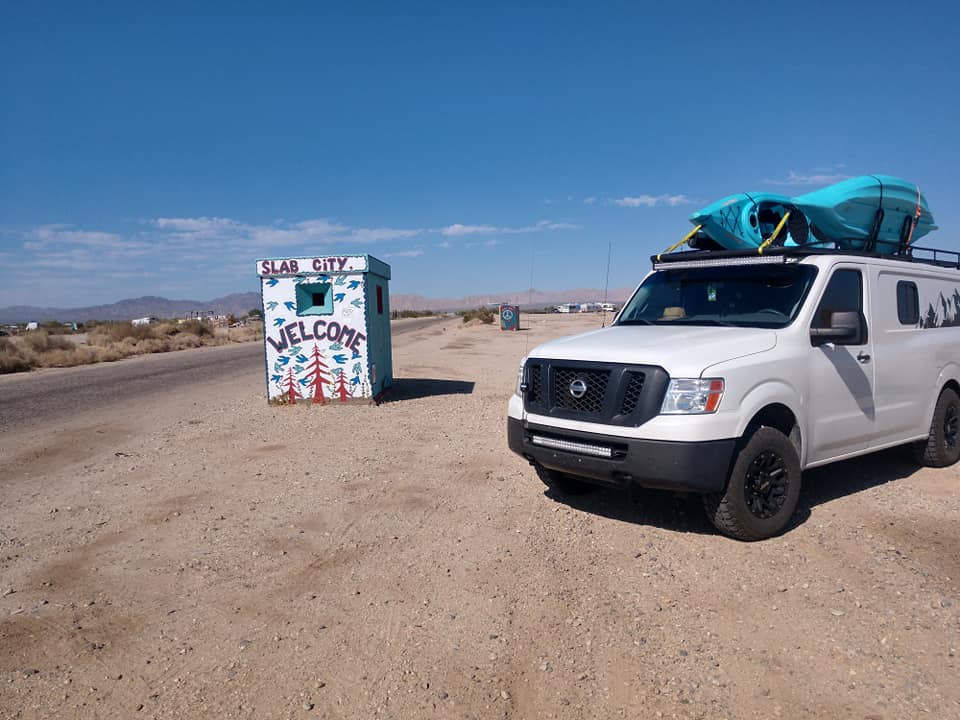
744, 450, 789, 519
703, 426, 802, 541
943, 403, 958, 451
913, 387, 960, 468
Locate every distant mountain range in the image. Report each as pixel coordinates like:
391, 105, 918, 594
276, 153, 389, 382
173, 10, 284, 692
0, 287, 634, 324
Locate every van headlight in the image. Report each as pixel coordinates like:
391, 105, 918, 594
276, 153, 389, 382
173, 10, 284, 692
660, 378, 724, 414
514, 361, 526, 397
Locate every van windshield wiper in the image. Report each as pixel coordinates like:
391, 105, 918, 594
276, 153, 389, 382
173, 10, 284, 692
618, 318, 654, 325
675, 317, 738, 327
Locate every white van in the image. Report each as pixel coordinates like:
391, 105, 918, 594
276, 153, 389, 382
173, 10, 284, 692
508, 247, 960, 540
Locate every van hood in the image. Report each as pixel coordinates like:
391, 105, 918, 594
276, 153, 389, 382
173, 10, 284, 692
529, 324, 776, 376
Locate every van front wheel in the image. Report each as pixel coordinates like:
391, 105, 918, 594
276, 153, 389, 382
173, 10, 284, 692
913, 387, 960, 468
703, 427, 801, 541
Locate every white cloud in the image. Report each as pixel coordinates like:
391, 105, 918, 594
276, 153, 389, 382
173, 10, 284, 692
24, 224, 143, 251
610, 194, 692, 208
440, 220, 579, 237
584, 197, 596, 205
763, 170, 851, 186
383, 248, 425, 258
441, 223, 499, 237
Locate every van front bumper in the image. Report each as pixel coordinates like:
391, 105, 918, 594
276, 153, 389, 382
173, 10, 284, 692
507, 417, 735, 493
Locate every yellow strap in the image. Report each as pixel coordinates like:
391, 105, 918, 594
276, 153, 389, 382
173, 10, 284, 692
758, 212, 791, 255
657, 225, 703, 262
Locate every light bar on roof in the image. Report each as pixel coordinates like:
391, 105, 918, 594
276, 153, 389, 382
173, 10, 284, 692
654, 255, 790, 271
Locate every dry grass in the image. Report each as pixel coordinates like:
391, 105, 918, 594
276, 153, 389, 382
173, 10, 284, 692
459, 307, 496, 324
0, 338, 34, 373
0, 321, 263, 374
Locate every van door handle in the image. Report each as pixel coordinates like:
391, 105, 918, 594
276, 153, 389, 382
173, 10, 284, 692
857, 352, 871, 364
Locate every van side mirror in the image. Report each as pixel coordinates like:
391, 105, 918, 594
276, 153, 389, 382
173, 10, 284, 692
810, 311, 860, 343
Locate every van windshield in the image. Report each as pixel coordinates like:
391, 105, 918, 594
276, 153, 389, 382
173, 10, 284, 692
618, 264, 818, 329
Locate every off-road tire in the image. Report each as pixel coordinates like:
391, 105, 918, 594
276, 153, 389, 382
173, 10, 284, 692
912, 387, 960, 468
703, 426, 802, 541
535, 465, 597, 495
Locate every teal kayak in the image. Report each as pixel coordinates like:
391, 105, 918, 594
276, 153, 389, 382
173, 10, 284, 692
689, 193, 809, 250
793, 175, 936, 252
689, 175, 936, 252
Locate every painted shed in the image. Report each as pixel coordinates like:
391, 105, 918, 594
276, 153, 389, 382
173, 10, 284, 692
257, 254, 392, 404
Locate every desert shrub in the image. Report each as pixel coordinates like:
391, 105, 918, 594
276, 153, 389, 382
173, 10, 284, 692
0, 338, 34, 373
229, 324, 263, 342
21, 330, 74, 353
153, 322, 180, 336
111, 321, 156, 342
40, 346, 98, 367
179, 319, 213, 337
138, 338, 170, 353
394, 309, 435, 319
459, 307, 496, 324
170, 334, 203, 350
91, 344, 136, 363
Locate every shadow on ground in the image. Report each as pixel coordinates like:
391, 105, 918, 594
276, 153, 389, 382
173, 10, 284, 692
382, 378, 475, 402
543, 445, 922, 538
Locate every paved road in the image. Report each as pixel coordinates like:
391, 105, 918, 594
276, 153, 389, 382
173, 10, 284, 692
0, 317, 449, 431
0, 342, 264, 431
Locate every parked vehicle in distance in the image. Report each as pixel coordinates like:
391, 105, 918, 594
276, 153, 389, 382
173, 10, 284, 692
508, 246, 960, 540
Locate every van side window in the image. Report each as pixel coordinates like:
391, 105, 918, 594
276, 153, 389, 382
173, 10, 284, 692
811, 269, 865, 345
896, 281, 919, 325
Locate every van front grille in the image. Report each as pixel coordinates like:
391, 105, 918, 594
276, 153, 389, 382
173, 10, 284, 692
553, 367, 609, 414
522, 360, 668, 428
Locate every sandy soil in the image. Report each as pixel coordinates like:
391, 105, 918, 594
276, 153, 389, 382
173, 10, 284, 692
1, 314, 958, 720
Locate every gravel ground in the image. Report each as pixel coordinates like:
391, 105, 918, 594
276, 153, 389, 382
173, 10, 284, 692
1, 314, 957, 719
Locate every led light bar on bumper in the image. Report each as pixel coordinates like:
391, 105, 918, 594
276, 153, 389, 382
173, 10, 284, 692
660, 378, 724, 414
531, 434, 614, 459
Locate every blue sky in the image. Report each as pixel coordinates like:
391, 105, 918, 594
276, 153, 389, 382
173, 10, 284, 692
2, 1, 959, 307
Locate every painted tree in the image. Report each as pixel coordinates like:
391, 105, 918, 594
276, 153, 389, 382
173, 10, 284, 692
333, 369, 353, 403
305, 345, 332, 404
284, 367, 301, 404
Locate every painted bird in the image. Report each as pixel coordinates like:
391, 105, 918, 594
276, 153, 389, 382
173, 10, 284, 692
266, 301, 279, 310
266, 278, 279, 287
332, 354, 348, 364
295, 354, 309, 363
273, 317, 286, 327
351, 299, 362, 308
283, 301, 296, 311
334, 293, 346, 302
348, 280, 361, 289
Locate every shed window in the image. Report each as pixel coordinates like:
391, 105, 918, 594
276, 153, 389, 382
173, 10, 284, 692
896, 281, 919, 325
295, 282, 334, 316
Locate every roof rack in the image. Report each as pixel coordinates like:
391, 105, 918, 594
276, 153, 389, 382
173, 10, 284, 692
651, 242, 960, 271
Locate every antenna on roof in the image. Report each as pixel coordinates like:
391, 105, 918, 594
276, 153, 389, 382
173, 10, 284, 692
524, 238, 535, 357
601, 242, 612, 328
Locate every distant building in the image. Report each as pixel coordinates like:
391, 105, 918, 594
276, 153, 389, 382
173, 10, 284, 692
131, 317, 157, 326
25, 321, 38, 331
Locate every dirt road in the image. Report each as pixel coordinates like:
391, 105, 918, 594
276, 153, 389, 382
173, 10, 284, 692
1, 314, 957, 719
